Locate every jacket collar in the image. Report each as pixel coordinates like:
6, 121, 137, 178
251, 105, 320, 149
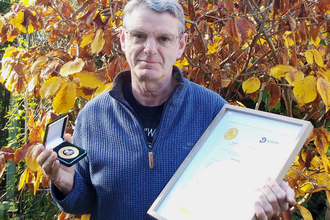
109, 65, 186, 104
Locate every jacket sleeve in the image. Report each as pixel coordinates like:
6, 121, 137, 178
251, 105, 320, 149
50, 170, 97, 215
50, 112, 97, 215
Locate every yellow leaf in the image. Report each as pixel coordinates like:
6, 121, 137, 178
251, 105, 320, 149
269, 65, 296, 79
81, 214, 91, 220
285, 71, 304, 86
34, 168, 43, 195
30, 56, 47, 74
311, 49, 324, 68
25, 144, 40, 172
242, 77, 260, 93
73, 71, 105, 89
2, 47, 17, 59
207, 36, 222, 54
27, 23, 34, 34
60, 58, 84, 77
311, 36, 321, 46
174, 58, 189, 69
317, 77, 330, 112
295, 204, 313, 220
293, 76, 317, 106
93, 83, 113, 98
52, 82, 77, 114
300, 182, 313, 192
18, 168, 28, 190
40, 77, 63, 99
305, 50, 313, 65
81, 31, 95, 48
257, 38, 266, 45
0, 17, 4, 33
9, 11, 24, 26
91, 29, 105, 54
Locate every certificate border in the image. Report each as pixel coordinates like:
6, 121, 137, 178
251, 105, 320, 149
147, 104, 313, 219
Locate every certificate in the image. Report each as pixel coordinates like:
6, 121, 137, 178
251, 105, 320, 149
148, 104, 313, 220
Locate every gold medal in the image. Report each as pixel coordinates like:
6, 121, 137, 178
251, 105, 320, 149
224, 128, 238, 140
58, 146, 79, 159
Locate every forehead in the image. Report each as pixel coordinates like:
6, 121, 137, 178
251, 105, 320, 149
125, 6, 180, 34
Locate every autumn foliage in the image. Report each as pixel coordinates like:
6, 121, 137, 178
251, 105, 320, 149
1, 0, 330, 219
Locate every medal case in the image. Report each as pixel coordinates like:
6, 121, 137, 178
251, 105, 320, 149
43, 115, 87, 167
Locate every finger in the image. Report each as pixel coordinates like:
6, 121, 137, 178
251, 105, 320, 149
38, 150, 58, 177
36, 147, 53, 167
255, 188, 274, 219
32, 143, 45, 161
63, 133, 72, 143
254, 199, 267, 220
265, 178, 288, 212
279, 181, 296, 205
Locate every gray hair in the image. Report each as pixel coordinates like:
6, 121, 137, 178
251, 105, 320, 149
122, 0, 185, 34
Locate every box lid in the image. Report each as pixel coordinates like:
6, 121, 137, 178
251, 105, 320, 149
43, 115, 67, 149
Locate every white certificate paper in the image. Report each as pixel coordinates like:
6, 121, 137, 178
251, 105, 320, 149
148, 104, 313, 220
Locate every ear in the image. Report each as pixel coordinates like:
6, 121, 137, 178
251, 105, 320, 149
176, 33, 188, 60
119, 28, 126, 53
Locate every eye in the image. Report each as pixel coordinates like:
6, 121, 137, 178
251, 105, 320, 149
159, 36, 169, 42
132, 33, 147, 40
135, 34, 145, 39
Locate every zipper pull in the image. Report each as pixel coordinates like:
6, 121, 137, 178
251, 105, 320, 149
149, 152, 154, 169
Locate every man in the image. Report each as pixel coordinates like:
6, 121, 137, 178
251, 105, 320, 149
35, 0, 296, 219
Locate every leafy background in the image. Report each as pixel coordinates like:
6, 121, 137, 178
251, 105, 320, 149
0, 0, 330, 219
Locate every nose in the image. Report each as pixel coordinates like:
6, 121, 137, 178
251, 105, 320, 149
143, 35, 158, 55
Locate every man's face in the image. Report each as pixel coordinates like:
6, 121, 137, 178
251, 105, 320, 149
120, 6, 187, 85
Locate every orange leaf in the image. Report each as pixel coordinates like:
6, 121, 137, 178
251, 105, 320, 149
2, 147, 15, 161
265, 83, 281, 109
102, 30, 114, 56
28, 125, 43, 143
236, 17, 256, 45
0, 154, 6, 179
14, 143, 35, 163
225, 0, 234, 14
298, 22, 308, 44
221, 18, 241, 45
42, 175, 50, 188
313, 128, 330, 155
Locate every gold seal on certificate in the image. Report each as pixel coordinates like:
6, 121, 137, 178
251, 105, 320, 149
224, 128, 238, 140
58, 146, 79, 159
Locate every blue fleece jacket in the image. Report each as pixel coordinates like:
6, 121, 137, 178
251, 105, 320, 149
51, 66, 227, 219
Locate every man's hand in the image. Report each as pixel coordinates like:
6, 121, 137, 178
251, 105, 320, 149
254, 178, 296, 220
34, 133, 75, 196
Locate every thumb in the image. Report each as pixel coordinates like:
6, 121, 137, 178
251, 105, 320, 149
63, 133, 73, 143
